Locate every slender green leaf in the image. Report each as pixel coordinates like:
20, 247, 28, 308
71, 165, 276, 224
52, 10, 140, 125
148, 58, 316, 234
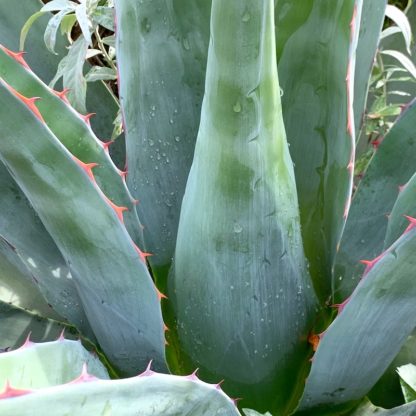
43, 8, 74, 54
385, 5, 412, 55
40, 0, 76, 12
85, 65, 116, 82
354, 0, 387, 136
63, 36, 88, 113
19, 11, 45, 51
60, 13, 77, 37
75, 1, 92, 44
92, 6, 114, 31
381, 26, 404, 41
382, 50, 416, 80
0, 45, 144, 255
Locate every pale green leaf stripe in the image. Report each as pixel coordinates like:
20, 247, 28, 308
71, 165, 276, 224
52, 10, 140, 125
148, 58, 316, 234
85, 66, 117, 82
19, 11, 45, 51
382, 50, 416, 80
75, 2, 92, 44
63, 36, 88, 112
43, 7, 74, 54
40, 0, 76, 12
385, 5, 412, 54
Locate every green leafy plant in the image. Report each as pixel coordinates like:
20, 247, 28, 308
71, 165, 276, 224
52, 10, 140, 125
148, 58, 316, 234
1, 0, 416, 415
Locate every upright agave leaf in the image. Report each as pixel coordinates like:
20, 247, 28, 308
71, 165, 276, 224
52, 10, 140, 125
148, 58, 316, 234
115, 0, 211, 286
276, 0, 361, 302
170, 1, 317, 413
334, 100, 416, 302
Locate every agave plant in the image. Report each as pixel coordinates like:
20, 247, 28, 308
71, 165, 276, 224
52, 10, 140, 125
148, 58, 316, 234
1, 0, 416, 415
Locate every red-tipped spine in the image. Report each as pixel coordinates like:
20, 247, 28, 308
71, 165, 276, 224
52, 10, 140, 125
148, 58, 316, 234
0, 45, 30, 69
332, 296, 351, 315
0, 381, 31, 399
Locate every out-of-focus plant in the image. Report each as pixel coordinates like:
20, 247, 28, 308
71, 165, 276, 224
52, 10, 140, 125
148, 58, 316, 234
21, 0, 121, 138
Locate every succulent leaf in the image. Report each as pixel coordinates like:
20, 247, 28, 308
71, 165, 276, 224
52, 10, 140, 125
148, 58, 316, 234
114, 0, 211, 285
0, 338, 109, 389
334, 99, 416, 303
276, 0, 361, 302
384, 172, 416, 248
297, 227, 416, 414
170, 1, 317, 413
0, 340, 240, 416
0, 45, 144, 248
0, 79, 166, 375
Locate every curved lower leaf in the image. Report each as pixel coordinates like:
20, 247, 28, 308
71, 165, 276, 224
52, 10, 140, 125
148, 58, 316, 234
297, 227, 416, 414
0, 339, 239, 416
0, 79, 166, 375
0, 339, 109, 389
